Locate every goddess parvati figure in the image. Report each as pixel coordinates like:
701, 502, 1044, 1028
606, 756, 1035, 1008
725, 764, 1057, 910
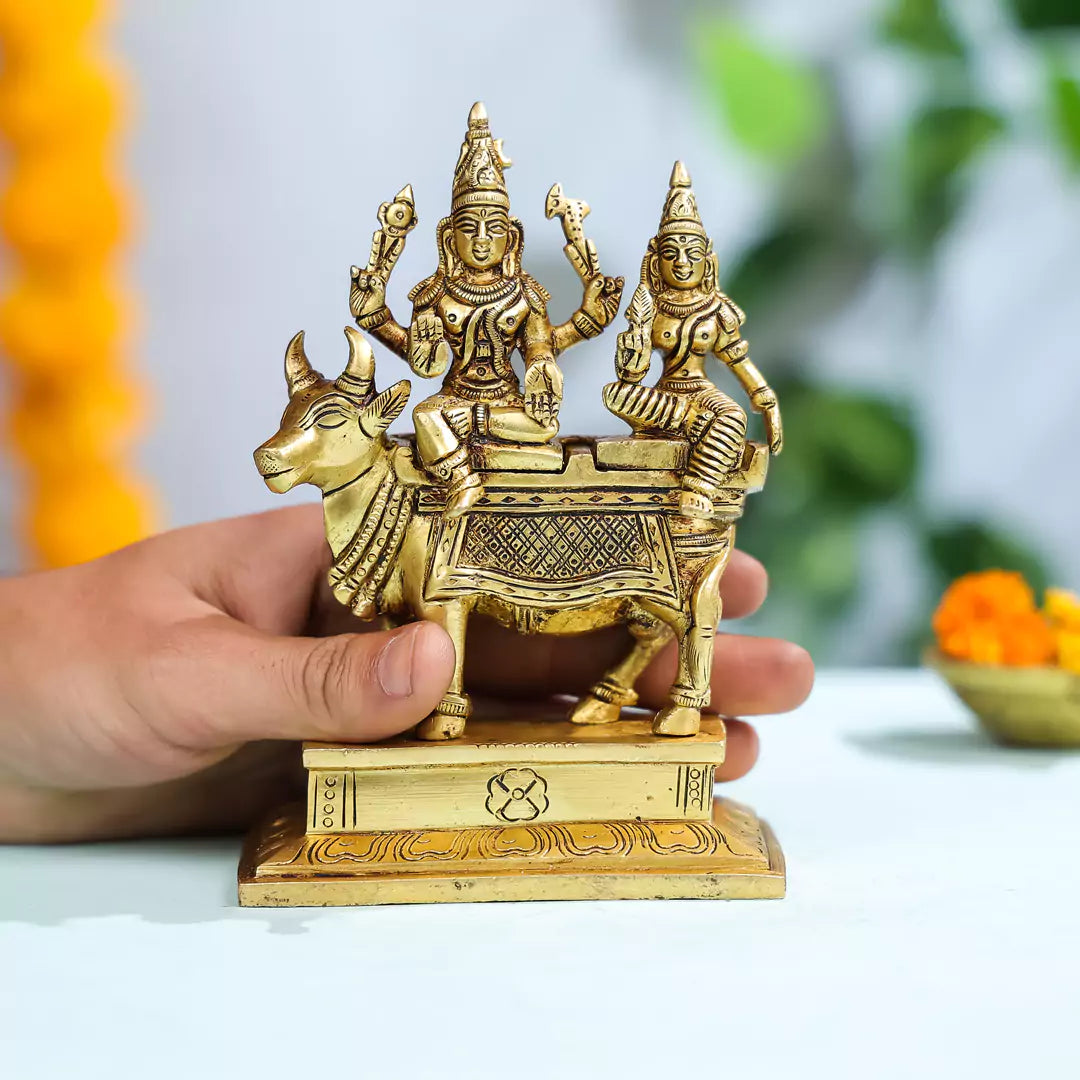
605, 162, 783, 519
349, 102, 622, 516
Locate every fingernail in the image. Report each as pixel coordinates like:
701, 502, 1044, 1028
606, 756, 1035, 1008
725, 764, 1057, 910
377, 626, 419, 697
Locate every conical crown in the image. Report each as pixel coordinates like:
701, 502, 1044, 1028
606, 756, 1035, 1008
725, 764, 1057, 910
451, 101, 512, 212
657, 160, 705, 238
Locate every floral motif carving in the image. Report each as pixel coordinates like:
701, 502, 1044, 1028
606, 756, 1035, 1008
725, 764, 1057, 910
485, 767, 549, 822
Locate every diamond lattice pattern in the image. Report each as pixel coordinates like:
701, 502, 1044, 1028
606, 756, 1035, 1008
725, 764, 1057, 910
459, 513, 649, 581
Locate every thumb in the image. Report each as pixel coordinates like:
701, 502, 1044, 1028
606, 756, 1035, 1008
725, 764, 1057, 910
149, 619, 457, 750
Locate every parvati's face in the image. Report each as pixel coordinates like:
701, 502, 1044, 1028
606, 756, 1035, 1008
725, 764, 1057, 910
453, 206, 509, 270
658, 233, 708, 290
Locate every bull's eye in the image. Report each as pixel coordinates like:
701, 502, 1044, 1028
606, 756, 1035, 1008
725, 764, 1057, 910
314, 411, 348, 429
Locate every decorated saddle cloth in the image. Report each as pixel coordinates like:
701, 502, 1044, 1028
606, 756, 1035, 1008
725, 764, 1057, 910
424, 507, 682, 608
410, 438, 688, 607
413, 438, 738, 608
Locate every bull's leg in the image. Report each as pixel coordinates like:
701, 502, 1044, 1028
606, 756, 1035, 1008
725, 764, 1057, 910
413, 600, 472, 740
640, 610, 698, 736
646, 542, 733, 737
569, 614, 673, 725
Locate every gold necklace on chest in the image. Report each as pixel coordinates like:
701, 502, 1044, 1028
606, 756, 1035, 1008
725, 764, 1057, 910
446, 274, 519, 308
655, 290, 715, 318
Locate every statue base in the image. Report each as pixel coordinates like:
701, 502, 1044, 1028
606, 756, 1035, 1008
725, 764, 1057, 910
237, 716, 785, 906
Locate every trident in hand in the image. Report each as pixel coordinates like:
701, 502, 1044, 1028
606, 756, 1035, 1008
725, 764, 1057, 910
350, 185, 418, 327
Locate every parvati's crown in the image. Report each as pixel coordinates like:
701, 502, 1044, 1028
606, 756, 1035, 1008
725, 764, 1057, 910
657, 160, 706, 238
451, 101, 512, 213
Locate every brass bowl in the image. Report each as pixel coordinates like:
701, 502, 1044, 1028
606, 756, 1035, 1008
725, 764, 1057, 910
926, 649, 1080, 747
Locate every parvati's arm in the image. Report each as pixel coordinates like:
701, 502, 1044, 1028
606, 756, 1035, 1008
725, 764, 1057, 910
714, 326, 782, 454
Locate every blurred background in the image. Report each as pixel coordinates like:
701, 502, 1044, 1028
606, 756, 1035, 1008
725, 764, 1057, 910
0, 0, 1077, 665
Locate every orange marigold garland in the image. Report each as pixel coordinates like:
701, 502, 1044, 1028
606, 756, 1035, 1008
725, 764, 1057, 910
0, 0, 154, 567
933, 572, 1080, 673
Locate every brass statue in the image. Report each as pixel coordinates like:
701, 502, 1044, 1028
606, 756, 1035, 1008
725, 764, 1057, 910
242, 105, 786, 906
605, 161, 782, 521
347, 102, 623, 517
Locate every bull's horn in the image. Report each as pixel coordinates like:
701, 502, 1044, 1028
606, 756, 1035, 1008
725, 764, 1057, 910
336, 326, 374, 394
284, 331, 321, 395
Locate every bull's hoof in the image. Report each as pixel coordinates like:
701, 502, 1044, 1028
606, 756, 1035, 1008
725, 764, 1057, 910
568, 696, 623, 725
414, 710, 467, 741
652, 705, 701, 737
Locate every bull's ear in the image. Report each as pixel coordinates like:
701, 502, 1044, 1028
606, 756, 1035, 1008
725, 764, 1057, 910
359, 380, 411, 437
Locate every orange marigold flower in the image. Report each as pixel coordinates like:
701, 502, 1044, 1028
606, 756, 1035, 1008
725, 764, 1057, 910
939, 624, 1006, 665
932, 570, 1037, 639
933, 571, 1057, 667
939, 612, 1056, 667
997, 612, 1057, 667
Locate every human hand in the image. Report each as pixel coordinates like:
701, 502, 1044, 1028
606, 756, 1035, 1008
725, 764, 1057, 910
0, 505, 812, 842
349, 266, 387, 321
0, 506, 455, 843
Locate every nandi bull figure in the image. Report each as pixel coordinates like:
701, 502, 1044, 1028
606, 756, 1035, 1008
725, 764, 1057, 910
254, 324, 769, 741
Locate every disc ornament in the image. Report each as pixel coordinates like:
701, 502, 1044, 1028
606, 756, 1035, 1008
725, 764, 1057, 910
243, 104, 786, 906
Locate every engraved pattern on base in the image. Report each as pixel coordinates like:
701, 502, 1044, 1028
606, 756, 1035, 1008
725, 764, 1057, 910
485, 767, 550, 822
252, 803, 770, 880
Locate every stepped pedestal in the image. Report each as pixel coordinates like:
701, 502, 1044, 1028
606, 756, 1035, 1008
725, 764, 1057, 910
239, 716, 785, 906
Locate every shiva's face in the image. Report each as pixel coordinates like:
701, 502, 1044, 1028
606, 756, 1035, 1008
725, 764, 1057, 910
658, 233, 708, 290
452, 205, 509, 270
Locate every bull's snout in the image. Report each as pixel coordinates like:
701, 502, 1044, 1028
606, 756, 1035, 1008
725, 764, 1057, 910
254, 441, 299, 493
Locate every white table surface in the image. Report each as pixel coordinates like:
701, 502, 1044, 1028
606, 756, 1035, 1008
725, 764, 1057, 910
2, 670, 1078, 1080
